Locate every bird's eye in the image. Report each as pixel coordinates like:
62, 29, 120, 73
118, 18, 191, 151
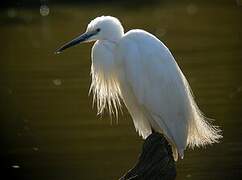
96, 28, 101, 32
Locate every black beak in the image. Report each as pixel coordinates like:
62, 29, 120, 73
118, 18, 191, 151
55, 31, 95, 54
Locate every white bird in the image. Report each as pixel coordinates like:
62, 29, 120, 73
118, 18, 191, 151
55, 16, 222, 160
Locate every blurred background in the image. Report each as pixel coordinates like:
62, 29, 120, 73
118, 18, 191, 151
0, 0, 242, 179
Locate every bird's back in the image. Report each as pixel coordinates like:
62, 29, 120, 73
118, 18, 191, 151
115, 29, 222, 160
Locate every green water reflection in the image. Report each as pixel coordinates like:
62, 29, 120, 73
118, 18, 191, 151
1, 2, 242, 180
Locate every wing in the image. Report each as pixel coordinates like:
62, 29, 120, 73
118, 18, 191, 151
116, 30, 190, 157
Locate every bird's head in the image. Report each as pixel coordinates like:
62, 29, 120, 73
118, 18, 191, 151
55, 16, 124, 54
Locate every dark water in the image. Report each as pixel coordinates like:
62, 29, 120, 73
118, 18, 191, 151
1, 1, 242, 179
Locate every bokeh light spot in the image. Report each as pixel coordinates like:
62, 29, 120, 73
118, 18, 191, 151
40, 5, 50, 16
7, 8, 17, 18
53, 79, 62, 86
12, 165, 20, 169
186, 4, 198, 15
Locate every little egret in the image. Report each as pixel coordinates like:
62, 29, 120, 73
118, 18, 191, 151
55, 16, 222, 160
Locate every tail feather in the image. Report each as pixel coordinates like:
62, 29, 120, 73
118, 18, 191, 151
184, 76, 223, 148
187, 101, 222, 148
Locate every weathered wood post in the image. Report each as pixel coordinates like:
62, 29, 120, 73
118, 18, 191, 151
120, 132, 176, 180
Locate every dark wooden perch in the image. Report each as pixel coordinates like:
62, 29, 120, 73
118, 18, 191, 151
120, 132, 176, 180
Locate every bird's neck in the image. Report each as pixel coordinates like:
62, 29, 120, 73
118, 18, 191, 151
103, 32, 124, 44
98, 39, 118, 45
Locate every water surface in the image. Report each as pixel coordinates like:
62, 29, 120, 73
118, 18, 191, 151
1, 1, 242, 179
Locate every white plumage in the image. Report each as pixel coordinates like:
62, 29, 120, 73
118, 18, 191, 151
56, 16, 222, 161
